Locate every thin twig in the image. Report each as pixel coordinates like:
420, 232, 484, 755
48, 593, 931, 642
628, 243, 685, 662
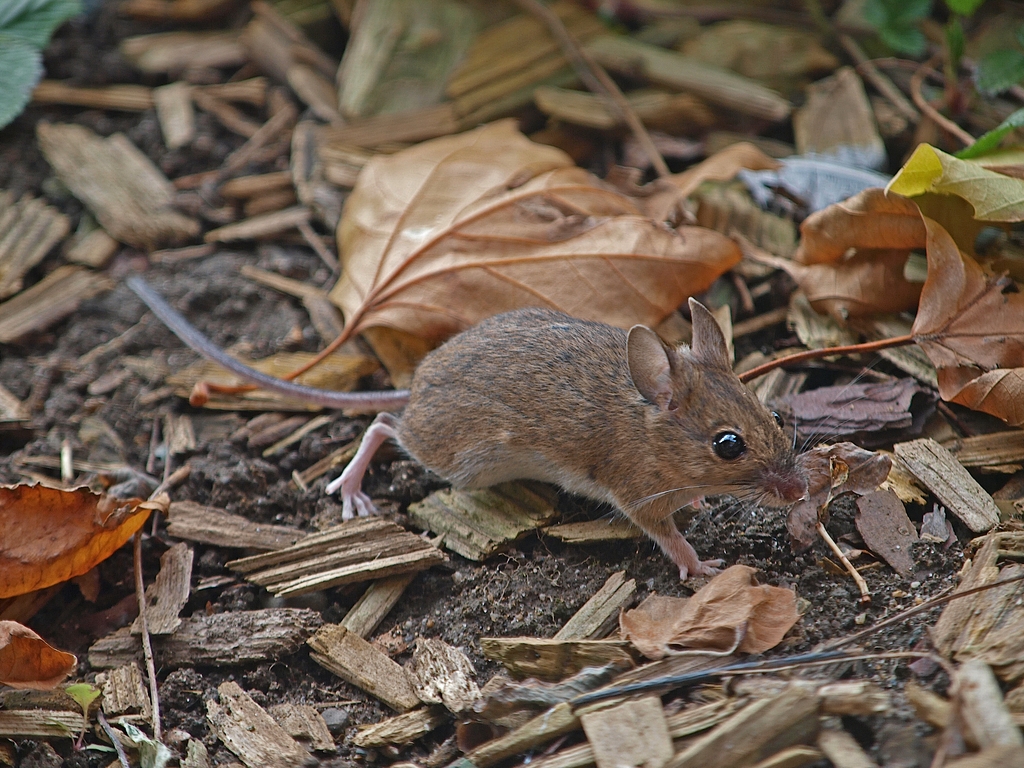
911, 55, 975, 147
737, 334, 915, 382
297, 219, 339, 272
133, 532, 162, 742
97, 711, 132, 768
842, 35, 919, 124
514, 0, 671, 178
817, 521, 871, 604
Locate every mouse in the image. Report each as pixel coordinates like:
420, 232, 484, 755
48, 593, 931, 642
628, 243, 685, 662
128, 277, 808, 579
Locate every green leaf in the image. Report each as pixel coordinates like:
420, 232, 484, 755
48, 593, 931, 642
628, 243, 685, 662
65, 682, 101, 713
956, 106, 1024, 159
0, 33, 43, 131
892, 0, 933, 25
944, 0, 986, 16
889, 143, 1024, 221
880, 24, 927, 56
1016, 23, 1024, 50
0, 0, 80, 49
974, 48, 1024, 96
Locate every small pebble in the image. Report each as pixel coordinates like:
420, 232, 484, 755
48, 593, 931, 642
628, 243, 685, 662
321, 707, 350, 735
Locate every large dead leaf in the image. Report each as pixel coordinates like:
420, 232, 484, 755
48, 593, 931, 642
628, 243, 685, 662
618, 565, 799, 659
331, 120, 742, 375
0, 621, 76, 689
0, 485, 161, 598
755, 247, 922, 321
936, 367, 1024, 426
794, 188, 925, 265
787, 443, 892, 551
913, 217, 1024, 371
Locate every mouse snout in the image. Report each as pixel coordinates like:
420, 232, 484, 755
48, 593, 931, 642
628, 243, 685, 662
763, 469, 809, 505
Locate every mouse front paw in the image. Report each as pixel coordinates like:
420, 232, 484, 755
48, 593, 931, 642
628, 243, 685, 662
341, 488, 379, 520
679, 558, 724, 581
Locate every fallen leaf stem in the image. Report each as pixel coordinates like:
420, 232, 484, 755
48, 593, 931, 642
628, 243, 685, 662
737, 334, 915, 382
910, 54, 975, 147
817, 521, 871, 604
133, 531, 162, 742
514, 0, 671, 178
96, 710, 132, 768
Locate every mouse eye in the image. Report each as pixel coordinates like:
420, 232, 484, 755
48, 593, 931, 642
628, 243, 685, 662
771, 411, 784, 429
713, 431, 746, 460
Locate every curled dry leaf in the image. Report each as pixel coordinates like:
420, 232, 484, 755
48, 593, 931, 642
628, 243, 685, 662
788, 443, 892, 551
619, 565, 799, 659
758, 247, 922, 321
888, 143, 1024, 222
794, 188, 925, 265
0, 485, 158, 598
330, 120, 742, 377
0, 620, 77, 689
911, 217, 1024, 425
784, 378, 923, 441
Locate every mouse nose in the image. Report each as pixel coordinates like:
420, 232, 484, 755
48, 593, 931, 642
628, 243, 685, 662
767, 471, 809, 504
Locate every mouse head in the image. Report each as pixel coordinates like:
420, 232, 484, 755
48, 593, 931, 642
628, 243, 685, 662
627, 298, 807, 505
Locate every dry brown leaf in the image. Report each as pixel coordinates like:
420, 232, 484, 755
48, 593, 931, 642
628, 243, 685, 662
914, 217, 1024, 372
618, 565, 799, 659
331, 120, 742, 376
0, 620, 77, 689
0, 485, 159, 598
855, 490, 917, 577
788, 443, 892, 550
937, 366, 1024, 427
783, 378, 923, 441
793, 188, 925, 265
668, 141, 780, 200
760, 247, 922, 321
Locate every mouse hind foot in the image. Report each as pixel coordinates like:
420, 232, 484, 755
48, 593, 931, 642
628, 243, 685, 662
326, 413, 400, 520
642, 515, 723, 580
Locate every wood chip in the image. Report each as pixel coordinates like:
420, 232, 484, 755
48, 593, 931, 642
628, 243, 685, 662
462, 702, 579, 768
97, 662, 151, 718
182, 739, 212, 768
352, 705, 448, 748
581, 697, 672, 768
408, 638, 480, 714
818, 681, 891, 716
341, 574, 415, 640
0, 710, 84, 738
957, 659, 1024, 749
207, 681, 312, 768
204, 206, 311, 243
154, 82, 196, 150
120, 31, 245, 74
666, 684, 819, 768
748, 746, 826, 768
132, 541, 193, 635
0, 192, 70, 299
534, 86, 712, 132
227, 518, 445, 597
893, 438, 1001, 533
586, 35, 791, 122
817, 726, 878, 768
307, 624, 420, 712
65, 227, 119, 268
166, 500, 304, 551
944, 745, 1024, 768
408, 482, 558, 561
88, 608, 322, 669
221, 171, 294, 199
480, 638, 637, 682
0, 265, 112, 343
32, 80, 154, 111
37, 123, 199, 249
555, 571, 636, 641
947, 430, 1024, 472
268, 703, 335, 752
543, 519, 641, 543
855, 490, 917, 577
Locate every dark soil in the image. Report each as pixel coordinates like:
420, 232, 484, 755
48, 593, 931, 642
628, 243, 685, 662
0, 5, 970, 768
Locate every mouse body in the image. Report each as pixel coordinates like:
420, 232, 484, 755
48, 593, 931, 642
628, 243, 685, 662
329, 300, 808, 579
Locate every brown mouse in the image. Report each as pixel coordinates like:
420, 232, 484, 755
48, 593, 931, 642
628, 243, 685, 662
129, 278, 807, 579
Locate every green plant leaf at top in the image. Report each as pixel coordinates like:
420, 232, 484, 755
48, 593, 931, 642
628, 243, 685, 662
880, 24, 927, 56
975, 48, 1024, 96
65, 682, 101, 713
0, 33, 43, 131
957, 107, 1024, 159
944, 0, 986, 16
0, 0, 80, 48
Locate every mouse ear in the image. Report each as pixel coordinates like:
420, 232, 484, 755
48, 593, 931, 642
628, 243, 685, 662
627, 325, 673, 410
688, 298, 730, 368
